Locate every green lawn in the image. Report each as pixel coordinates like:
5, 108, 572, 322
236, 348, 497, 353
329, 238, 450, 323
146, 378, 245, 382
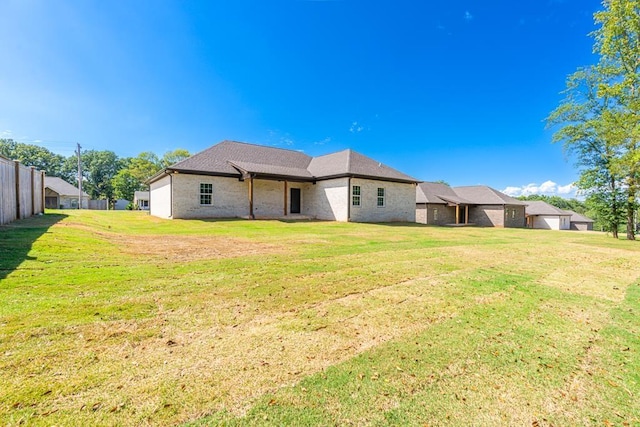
1, 210, 639, 426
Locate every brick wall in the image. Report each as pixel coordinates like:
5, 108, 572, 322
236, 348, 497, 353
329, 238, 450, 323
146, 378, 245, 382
151, 173, 415, 223
349, 178, 415, 222
469, 205, 504, 227
303, 178, 349, 221
504, 205, 526, 228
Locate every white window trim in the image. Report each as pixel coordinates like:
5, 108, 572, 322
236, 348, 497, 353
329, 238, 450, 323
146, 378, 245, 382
352, 185, 361, 207
377, 187, 385, 208
200, 183, 213, 206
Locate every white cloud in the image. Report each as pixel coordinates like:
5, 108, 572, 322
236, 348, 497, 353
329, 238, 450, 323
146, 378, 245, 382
557, 183, 576, 194
314, 137, 331, 145
502, 181, 577, 198
1, 130, 13, 138
265, 129, 295, 147
464, 11, 473, 22
538, 180, 557, 193
502, 186, 523, 196
349, 121, 364, 133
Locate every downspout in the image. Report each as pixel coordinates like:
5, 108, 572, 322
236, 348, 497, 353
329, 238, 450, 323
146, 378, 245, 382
347, 177, 351, 222
169, 172, 173, 219
284, 181, 288, 216
249, 175, 255, 220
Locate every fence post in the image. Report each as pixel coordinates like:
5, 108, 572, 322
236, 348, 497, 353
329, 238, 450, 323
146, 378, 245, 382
31, 167, 35, 216
41, 172, 46, 213
14, 160, 21, 219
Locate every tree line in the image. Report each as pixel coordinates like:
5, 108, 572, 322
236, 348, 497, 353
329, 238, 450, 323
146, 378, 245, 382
547, 0, 639, 240
0, 138, 190, 204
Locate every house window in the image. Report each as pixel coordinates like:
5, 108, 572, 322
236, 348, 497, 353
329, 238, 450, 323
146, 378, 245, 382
200, 183, 213, 205
433, 208, 438, 221
511, 209, 516, 219
377, 187, 385, 207
352, 185, 361, 206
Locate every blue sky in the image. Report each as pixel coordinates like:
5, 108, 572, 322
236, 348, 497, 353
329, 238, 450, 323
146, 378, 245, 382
0, 0, 603, 197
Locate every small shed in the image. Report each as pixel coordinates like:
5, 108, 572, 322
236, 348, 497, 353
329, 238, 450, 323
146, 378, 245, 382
44, 177, 89, 209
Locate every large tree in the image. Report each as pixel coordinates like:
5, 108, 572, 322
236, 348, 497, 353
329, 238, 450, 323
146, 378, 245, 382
593, 0, 640, 239
548, 66, 626, 238
111, 149, 191, 201
548, 0, 640, 239
0, 139, 71, 180
80, 150, 122, 200
161, 149, 190, 167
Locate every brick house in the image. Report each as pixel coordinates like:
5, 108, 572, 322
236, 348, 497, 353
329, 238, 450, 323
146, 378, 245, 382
416, 182, 527, 227
147, 140, 418, 222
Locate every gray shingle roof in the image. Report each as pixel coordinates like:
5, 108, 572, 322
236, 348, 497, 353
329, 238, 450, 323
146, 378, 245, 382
565, 210, 595, 223
416, 182, 473, 204
452, 185, 527, 206
158, 140, 418, 183
308, 149, 417, 182
45, 176, 89, 197
170, 140, 312, 176
228, 160, 313, 179
525, 200, 571, 216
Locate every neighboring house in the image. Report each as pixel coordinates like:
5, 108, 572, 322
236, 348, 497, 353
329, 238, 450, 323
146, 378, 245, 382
525, 200, 572, 230
113, 199, 130, 210
44, 177, 89, 209
134, 191, 149, 210
415, 183, 527, 227
566, 210, 595, 231
147, 140, 418, 222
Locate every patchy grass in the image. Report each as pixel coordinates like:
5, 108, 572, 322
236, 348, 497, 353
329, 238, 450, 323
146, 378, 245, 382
1, 210, 639, 426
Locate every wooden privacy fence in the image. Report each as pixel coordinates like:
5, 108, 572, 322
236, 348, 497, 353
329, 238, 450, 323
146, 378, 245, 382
0, 155, 45, 225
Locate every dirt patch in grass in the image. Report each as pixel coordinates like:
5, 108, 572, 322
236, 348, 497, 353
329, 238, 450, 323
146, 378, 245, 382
111, 234, 284, 262
55, 221, 285, 261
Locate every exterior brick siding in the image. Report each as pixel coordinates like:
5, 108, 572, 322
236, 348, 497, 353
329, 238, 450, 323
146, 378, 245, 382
349, 178, 415, 222
415, 203, 456, 225
150, 173, 414, 222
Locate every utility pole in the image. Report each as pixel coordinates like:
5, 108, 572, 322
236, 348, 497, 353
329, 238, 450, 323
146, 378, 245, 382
77, 143, 82, 209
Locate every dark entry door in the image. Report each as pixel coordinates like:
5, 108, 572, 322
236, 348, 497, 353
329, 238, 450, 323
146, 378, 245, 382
45, 196, 58, 209
290, 188, 301, 214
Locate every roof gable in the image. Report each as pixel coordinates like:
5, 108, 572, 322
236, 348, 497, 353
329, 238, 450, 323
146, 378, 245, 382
45, 177, 89, 197
416, 182, 473, 204
565, 210, 595, 223
170, 140, 313, 176
452, 185, 527, 206
525, 200, 571, 216
163, 141, 418, 183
